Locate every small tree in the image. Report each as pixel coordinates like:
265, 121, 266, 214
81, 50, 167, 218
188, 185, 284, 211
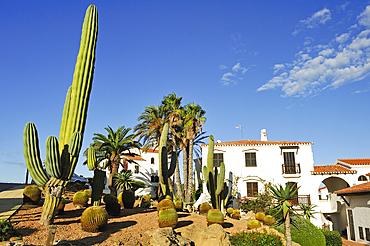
113, 169, 146, 194
269, 183, 299, 246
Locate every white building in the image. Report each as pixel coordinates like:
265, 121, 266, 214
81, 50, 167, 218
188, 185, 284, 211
334, 182, 370, 245
199, 129, 370, 230
103, 148, 160, 197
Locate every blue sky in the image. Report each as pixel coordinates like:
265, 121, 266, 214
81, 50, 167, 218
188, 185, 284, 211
1, 1, 370, 183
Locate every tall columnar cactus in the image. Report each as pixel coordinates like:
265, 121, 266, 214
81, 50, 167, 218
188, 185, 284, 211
203, 135, 229, 213
23, 5, 98, 225
158, 123, 176, 197
87, 146, 106, 206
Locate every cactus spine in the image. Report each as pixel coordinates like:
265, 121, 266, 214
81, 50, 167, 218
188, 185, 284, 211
158, 123, 176, 197
203, 135, 229, 213
22, 5, 98, 225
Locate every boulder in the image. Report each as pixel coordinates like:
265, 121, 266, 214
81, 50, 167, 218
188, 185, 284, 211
241, 210, 255, 221
145, 227, 193, 246
180, 224, 230, 246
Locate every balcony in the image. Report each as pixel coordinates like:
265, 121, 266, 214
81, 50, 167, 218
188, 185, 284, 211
282, 163, 301, 174
290, 195, 311, 206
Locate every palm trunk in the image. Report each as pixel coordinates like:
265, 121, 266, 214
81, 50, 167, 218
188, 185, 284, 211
285, 212, 292, 246
186, 138, 194, 202
182, 147, 188, 201
109, 162, 119, 196
175, 157, 184, 201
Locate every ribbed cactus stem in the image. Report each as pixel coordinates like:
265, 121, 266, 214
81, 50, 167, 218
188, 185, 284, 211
215, 162, 225, 195
87, 147, 97, 171
45, 136, 62, 179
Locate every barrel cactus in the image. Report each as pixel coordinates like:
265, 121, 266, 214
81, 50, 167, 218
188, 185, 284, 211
226, 207, 234, 215
23, 185, 42, 205
84, 189, 92, 198
232, 209, 241, 220
174, 200, 183, 211
81, 206, 109, 232
158, 206, 178, 228
73, 191, 89, 208
103, 194, 120, 216
199, 202, 211, 215
263, 215, 276, 225
157, 199, 175, 212
255, 212, 265, 221
247, 219, 261, 229
206, 209, 224, 226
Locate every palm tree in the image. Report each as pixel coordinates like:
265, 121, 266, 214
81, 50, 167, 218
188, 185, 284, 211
182, 103, 206, 202
269, 183, 299, 246
91, 125, 141, 196
113, 169, 146, 193
134, 105, 165, 152
161, 93, 185, 201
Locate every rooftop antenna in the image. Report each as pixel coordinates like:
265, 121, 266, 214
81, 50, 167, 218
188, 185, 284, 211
235, 125, 243, 140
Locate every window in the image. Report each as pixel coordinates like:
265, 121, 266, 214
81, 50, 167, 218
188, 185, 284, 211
358, 175, 368, 181
151, 157, 155, 164
284, 152, 295, 164
366, 228, 370, 241
287, 182, 298, 205
245, 153, 257, 167
151, 175, 159, 182
134, 165, 139, 174
359, 227, 364, 240
214, 153, 224, 167
283, 152, 299, 174
247, 182, 258, 197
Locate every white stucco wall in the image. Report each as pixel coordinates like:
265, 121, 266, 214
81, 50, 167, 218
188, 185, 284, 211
346, 195, 370, 245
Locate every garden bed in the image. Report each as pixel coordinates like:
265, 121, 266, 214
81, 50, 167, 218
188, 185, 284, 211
10, 197, 250, 245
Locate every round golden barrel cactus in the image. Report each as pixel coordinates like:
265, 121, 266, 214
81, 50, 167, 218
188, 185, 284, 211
199, 202, 211, 215
158, 206, 178, 228
206, 209, 224, 226
73, 191, 88, 208
81, 206, 109, 232
157, 199, 175, 212
263, 215, 276, 225
255, 212, 265, 221
247, 219, 261, 229
84, 189, 92, 198
23, 185, 42, 205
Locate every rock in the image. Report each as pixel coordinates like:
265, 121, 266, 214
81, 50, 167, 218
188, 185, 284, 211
140, 201, 151, 208
145, 227, 193, 246
180, 224, 230, 246
241, 211, 255, 221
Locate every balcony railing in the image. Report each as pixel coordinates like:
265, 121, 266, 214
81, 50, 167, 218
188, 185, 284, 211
290, 195, 311, 206
282, 163, 301, 174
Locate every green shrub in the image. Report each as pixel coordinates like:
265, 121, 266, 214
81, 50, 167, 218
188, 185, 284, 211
0, 219, 21, 242
273, 215, 326, 246
229, 230, 283, 246
321, 229, 342, 246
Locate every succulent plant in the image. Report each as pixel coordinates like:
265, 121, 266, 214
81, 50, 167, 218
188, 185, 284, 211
199, 202, 212, 215
247, 219, 261, 229
142, 195, 151, 202
157, 199, 175, 212
122, 190, 135, 209
22, 4, 98, 225
158, 206, 178, 228
103, 194, 120, 215
103, 194, 118, 205
174, 200, 183, 211
117, 192, 124, 205
81, 206, 109, 232
23, 185, 42, 205
206, 209, 224, 226
255, 212, 265, 221
73, 191, 88, 208
203, 136, 229, 213
226, 207, 234, 215
263, 215, 276, 225
56, 197, 66, 215
84, 189, 92, 198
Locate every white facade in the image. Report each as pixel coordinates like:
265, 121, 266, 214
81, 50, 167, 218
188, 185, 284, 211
103, 148, 160, 197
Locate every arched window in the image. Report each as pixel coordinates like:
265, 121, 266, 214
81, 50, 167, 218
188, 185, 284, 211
151, 157, 155, 164
358, 175, 368, 181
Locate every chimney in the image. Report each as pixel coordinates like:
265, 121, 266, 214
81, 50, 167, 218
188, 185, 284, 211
260, 129, 267, 141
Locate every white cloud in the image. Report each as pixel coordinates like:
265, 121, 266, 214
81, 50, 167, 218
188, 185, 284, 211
304, 37, 314, 46
218, 65, 227, 69
301, 8, 331, 28
259, 5, 370, 97
220, 72, 236, 85
232, 62, 250, 74
358, 5, 370, 28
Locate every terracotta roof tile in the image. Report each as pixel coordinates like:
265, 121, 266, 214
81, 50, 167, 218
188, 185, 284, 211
123, 155, 145, 161
140, 148, 159, 153
366, 173, 370, 176
311, 165, 357, 175
337, 158, 370, 165
334, 182, 370, 195
201, 140, 313, 147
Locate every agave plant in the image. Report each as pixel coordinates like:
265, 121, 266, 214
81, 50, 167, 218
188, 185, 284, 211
299, 203, 318, 220
113, 169, 146, 192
